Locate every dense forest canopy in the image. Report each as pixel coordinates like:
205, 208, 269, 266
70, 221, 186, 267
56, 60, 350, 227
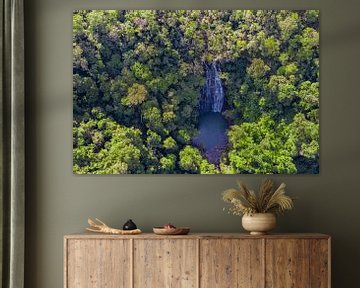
73, 10, 319, 174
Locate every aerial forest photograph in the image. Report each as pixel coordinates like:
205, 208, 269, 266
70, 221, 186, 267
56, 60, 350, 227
73, 10, 320, 174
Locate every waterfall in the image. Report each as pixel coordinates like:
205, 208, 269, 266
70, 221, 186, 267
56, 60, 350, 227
200, 61, 224, 113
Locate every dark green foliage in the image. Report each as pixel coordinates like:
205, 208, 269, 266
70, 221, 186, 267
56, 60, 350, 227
73, 10, 319, 174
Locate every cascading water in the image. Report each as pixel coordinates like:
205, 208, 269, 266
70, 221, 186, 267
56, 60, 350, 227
192, 61, 228, 165
200, 61, 224, 113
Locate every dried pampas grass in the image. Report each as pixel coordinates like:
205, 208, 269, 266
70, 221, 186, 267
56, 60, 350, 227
222, 179, 294, 216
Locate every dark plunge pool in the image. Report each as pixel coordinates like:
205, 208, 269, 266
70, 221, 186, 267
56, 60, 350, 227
192, 112, 228, 164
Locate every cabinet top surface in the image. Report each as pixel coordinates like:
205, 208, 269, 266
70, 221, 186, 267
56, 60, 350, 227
64, 232, 330, 240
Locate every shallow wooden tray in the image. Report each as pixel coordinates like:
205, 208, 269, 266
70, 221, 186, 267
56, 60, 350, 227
153, 227, 190, 235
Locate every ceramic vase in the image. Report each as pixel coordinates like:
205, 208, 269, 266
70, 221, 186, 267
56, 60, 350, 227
242, 213, 276, 235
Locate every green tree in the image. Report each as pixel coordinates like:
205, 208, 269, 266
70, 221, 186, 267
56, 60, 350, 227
227, 116, 297, 174
121, 83, 148, 107
179, 146, 217, 174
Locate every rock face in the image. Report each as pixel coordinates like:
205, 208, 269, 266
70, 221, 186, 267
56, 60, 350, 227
200, 61, 224, 113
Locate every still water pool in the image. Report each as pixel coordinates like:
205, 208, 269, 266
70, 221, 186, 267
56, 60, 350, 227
192, 112, 228, 164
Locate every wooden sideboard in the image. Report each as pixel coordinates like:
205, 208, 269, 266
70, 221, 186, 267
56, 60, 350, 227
64, 233, 330, 288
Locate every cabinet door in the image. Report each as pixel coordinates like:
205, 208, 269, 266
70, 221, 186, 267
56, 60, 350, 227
66, 239, 131, 288
266, 239, 310, 287
134, 239, 198, 288
200, 239, 264, 288
309, 239, 330, 288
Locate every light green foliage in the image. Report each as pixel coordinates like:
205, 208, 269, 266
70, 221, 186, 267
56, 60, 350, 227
143, 106, 164, 133
227, 116, 297, 174
278, 12, 299, 40
176, 129, 192, 145
179, 146, 217, 174
146, 130, 162, 150
247, 59, 271, 79
290, 113, 319, 159
73, 10, 319, 174
73, 112, 146, 174
160, 154, 177, 173
298, 27, 319, 60
121, 83, 148, 107
73, 13, 84, 33
163, 137, 178, 152
268, 75, 298, 105
298, 81, 319, 121
131, 62, 152, 81
262, 37, 280, 57
277, 63, 298, 77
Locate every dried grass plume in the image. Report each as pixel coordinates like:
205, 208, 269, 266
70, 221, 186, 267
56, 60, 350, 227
222, 179, 294, 216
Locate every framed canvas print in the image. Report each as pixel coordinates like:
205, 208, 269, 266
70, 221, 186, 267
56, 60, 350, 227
73, 10, 319, 174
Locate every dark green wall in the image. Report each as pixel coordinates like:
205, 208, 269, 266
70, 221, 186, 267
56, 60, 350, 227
24, 0, 360, 287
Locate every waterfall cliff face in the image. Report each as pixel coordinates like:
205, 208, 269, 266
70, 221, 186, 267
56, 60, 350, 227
200, 62, 224, 113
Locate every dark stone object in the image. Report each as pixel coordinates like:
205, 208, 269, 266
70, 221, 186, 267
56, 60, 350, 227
123, 219, 137, 230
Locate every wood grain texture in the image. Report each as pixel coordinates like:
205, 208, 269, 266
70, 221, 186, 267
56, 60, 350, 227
200, 239, 264, 288
310, 239, 330, 288
133, 239, 198, 288
65, 233, 330, 240
66, 239, 131, 288
64, 234, 330, 288
265, 239, 310, 288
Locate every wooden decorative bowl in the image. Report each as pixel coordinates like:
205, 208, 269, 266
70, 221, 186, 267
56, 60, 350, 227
153, 227, 190, 235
